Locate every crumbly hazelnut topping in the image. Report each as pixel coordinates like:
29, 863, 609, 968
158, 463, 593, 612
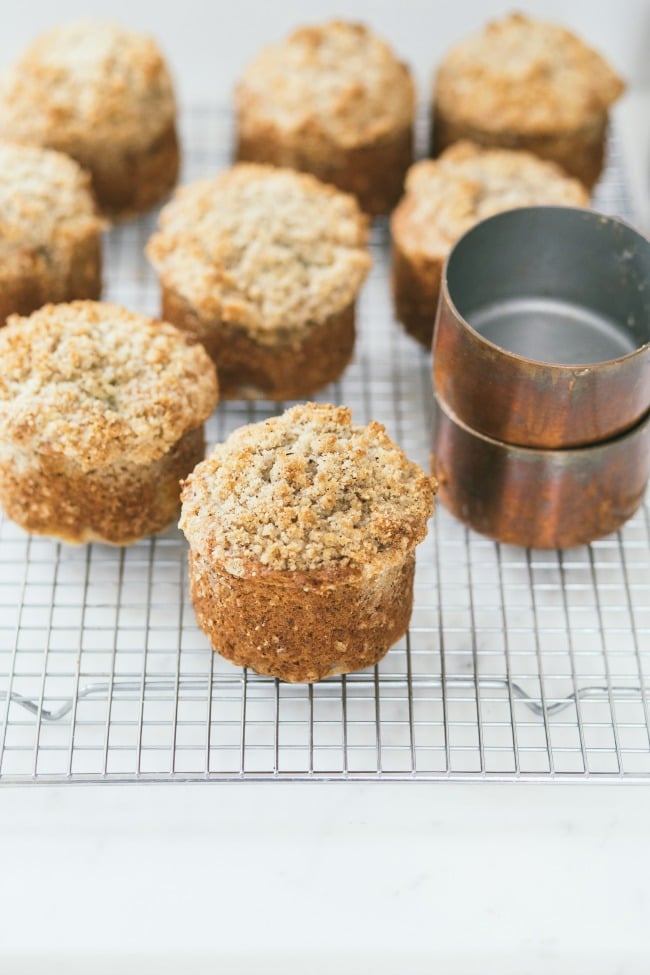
435, 13, 624, 135
0, 21, 176, 151
236, 20, 414, 147
0, 301, 218, 470
0, 142, 101, 273
392, 141, 589, 257
147, 164, 371, 337
180, 403, 435, 575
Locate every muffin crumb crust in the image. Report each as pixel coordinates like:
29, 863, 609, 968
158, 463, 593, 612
180, 402, 435, 576
434, 13, 624, 136
0, 21, 176, 149
393, 141, 590, 258
0, 142, 101, 259
0, 300, 218, 471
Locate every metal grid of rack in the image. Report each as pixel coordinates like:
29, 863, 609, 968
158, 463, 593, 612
1, 106, 649, 783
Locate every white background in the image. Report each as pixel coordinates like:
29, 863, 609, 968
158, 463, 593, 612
1, 3, 650, 972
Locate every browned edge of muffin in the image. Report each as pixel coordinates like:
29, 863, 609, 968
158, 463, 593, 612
188, 549, 415, 682
236, 122, 413, 215
0, 228, 102, 326
88, 122, 180, 218
0, 426, 204, 545
390, 238, 443, 349
430, 105, 607, 189
162, 286, 356, 401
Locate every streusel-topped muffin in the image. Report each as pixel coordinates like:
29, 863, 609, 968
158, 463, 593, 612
392, 141, 589, 346
147, 163, 371, 400
0, 301, 218, 544
235, 20, 415, 214
180, 403, 435, 682
0, 142, 102, 324
0, 21, 179, 216
432, 13, 624, 187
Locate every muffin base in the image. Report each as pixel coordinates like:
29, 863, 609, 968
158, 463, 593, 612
236, 123, 413, 215
188, 551, 416, 682
0, 230, 102, 325
391, 240, 443, 349
0, 426, 204, 544
161, 286, 356, 401
78, 122, 180, 218
431, 106, 607, 188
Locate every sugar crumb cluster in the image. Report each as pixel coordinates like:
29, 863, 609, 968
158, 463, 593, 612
0, 301, 217, 469
147, 164, 371, 336
180, 403, 435, 575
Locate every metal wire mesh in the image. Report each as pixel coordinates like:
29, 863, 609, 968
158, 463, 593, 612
0, 105, 648, 783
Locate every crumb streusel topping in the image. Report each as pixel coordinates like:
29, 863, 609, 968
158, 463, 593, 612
180, 403, 435, 575
236, 20, 414, 146
0, 301, 218, 470
0, 142, 100, 269
435, 13, 624, 134
0, 21, 176, 150
147, 164, 371, 337
393, 141, 589, 256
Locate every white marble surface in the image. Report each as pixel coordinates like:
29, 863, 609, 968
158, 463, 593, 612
1, 3, 649, 971
2, 782, 650, 973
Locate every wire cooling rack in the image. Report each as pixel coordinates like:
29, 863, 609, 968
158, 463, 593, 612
1, 106, 648, 783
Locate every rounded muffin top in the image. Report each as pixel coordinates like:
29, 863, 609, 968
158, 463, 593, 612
435, 13, 624, 134
236, 20, 415, 147
0, 142, 100, 271
146, 164, 371, 336
180, 402, 435, 576
392, 141, 589, 258
0, 21, 176, 150
0, 301, 218, 470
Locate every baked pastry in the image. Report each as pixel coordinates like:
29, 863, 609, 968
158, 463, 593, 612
235, 20, 415, 214
391, 141, 590, 347
180, 403, 435, 683
432, 13, 624, 188
0, 21, 179, 217
0, 142, 102, 325
146, 163, 371, 401
0, 301, 218, 544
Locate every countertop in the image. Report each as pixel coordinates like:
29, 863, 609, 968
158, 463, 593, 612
3, 782, 650, 973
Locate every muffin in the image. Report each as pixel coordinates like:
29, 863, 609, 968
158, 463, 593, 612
146, 164, 371, 401
235, 20, 415, 214
0, 142, 102, 325
180, 403, 435, 683
391, 141, 590, 347
432, 13, 624, 188
0, 301, 218, 544
0, 21, 179, 217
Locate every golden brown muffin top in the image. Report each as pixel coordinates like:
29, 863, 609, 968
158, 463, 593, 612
435, 13, 624, 135
236, 20, 415, 147
0, 301, 218, 471
147, 164, 371, 339
0, 142, 101, 276
180, 402, 435, 576
392, 141, 589, 259
0, 21, 176, 151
